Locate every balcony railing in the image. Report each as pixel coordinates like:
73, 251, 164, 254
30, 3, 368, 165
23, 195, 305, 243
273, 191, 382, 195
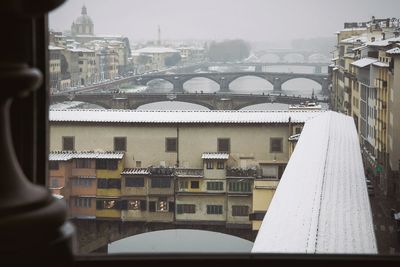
226, 167, 257, 177
174, 168, 203, 178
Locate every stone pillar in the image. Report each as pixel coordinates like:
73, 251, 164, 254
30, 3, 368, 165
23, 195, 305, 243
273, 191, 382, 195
0, 0, 74, 265
172, 78, 184, 93
219, 77, 230, 92
322, 78, 330, 96
315, 65, 322, 74
273, 77, 282, 92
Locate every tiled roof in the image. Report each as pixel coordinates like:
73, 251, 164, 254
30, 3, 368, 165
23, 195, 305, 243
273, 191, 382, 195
49, 151, 124, 161
121, 168, 150, 175
202, 152, 230, 160
50, 110, 324, 124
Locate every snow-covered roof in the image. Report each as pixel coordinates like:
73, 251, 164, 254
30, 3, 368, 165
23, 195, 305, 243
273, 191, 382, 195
339, 27, 367, 32
201, 152, 230, 160
372, 61, 390, 68
386, 47, 400, 55
367, 36, 400, 47
340, 35, 368, 44
121, 168, 150, 175
351, 57, 378, 68
68, 47, 94, 53
133, 47, 179, 54
252, 111, 377, 254
49, 110, 325, 125
49, 151, 124, 161
49, 45, 64, 50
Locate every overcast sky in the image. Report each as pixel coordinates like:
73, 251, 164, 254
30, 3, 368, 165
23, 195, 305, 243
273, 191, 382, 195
49, 0, 400, 44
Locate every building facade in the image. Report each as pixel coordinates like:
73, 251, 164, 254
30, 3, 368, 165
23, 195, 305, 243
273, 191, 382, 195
330, 17, 400, 200
49, 110, 316, 231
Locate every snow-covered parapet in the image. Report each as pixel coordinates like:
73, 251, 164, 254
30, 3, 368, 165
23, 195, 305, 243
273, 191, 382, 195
252, 111, 377, 254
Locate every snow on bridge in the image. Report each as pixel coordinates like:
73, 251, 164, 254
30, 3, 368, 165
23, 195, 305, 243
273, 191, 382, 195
252, 111, 377, 254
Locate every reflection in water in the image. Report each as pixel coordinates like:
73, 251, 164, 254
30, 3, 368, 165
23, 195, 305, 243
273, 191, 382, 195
108, 229, 253, 253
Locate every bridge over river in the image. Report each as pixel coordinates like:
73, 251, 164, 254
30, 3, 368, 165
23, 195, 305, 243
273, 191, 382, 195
51, 92, 327, 110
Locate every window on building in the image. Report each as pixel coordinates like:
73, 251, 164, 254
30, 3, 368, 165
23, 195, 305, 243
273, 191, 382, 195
62, 136, 74, 151
157, 199, 168, 211
136, 161, 142, 167
73, 178, 93, 187
177, 204, 196, 214
270, 138, 283, 153
217, 161, 225, 169
218, 138, 230, 153
165, 137, 177, 152
151, 178, 171, 188
96, 159, 118, 170
206, 205, 223, 215
295, 127, 302, 134
125, 177, 145, 187
232, 205, 249, 216
206, 161, 213, 169
97, 178, 121, 189
75, 197, 92, 208
228, 180, 251, 192
114, 137, 127, 151
147, 201, 156, 212
127, 200, 140, 210
75, 159, 91, 168
207, 181, 223, 191
190, 181, 199, 189
49, 161, 59, 170
96, 199, 117, 209
179, 180, 188, 190
49, 177, 60, 188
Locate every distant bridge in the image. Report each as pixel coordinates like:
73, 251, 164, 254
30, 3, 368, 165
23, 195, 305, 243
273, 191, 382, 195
62, 63, 330, 95
210, 62, 329, 73
253, 49, 331, 62
51, 92, 327, 110
133, 71, 330, 94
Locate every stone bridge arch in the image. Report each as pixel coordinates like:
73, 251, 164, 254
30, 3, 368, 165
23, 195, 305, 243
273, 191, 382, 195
72, 219, 256, 254
134, 100, 214, 110
259, 53, 281, 63
282, 53, 306, 63
182, 76, 221, 92
308, 53, 330, 63
227, 75, 274, 92
141, 78, 174, 88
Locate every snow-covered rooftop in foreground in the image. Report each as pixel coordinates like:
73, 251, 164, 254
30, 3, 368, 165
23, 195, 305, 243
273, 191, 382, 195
49, 110, 324, 124
351, 57, 378, 68
252, 111, 377, 254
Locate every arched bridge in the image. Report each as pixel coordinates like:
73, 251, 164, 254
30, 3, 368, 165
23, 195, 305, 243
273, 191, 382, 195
253, 49, 331, 63
72, 219, 256, 254
50, 92, 327, 110
135, 71, 330, 94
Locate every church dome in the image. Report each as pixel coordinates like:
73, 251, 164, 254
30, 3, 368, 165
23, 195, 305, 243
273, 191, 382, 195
71, 5, 94, 35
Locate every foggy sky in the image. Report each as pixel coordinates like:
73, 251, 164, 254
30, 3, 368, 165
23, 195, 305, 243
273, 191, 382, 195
49, 0, 400, 44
